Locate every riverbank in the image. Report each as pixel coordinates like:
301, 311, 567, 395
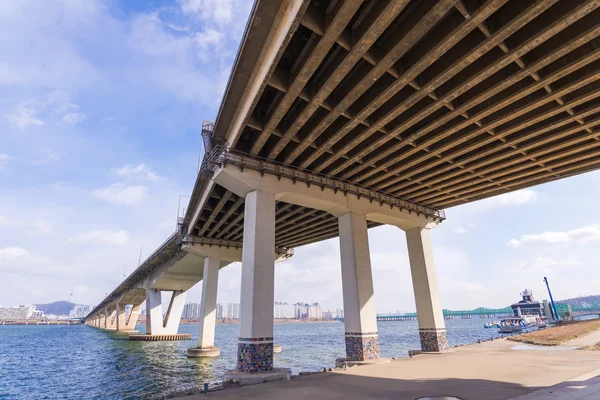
508, 319, 600, 346
170, 333, 600, 400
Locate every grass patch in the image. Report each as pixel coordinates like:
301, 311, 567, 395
507, 320, 600, 346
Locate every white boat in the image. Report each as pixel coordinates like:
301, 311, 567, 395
498, 315, 546, 334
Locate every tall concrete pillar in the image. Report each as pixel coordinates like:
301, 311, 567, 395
406, 227, 449, 352
188, 257, 221, 357
124, 304, 141, 331
145, 289, 187, 335
115, 304, 122, 331
338, 212, 380, 362
114, 303, 138, 332
237, 190, 276, 372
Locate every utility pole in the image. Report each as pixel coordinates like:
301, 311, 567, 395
543, 277, 559, 321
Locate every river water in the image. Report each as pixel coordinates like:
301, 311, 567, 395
0, 319, 502, 399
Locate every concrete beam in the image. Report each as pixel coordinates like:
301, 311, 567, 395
212, 164, 438, 231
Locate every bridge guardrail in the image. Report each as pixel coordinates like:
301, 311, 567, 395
178, 235, 294, 259
202, 145, 446, 222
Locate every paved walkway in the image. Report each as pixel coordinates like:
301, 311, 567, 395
176, 337, 600, 400
512, 372, 600, 400
565, 329, 600, 348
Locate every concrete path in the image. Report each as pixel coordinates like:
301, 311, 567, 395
176, 338, 600, 400
511, 371, 600, 400
565, 329, 600, 348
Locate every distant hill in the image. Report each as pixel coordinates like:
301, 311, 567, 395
558, 295, 600, 306
34, 301, 77, 316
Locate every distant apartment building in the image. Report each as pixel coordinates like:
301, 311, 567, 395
183, 303, 201, 320
335, 308, 344, 319
227, 303, 240, 319
295, 302, 308, 319
216, 303, 224, 319
274, 302, 297, 319
69, 305, 94, 318
0, 305, 37, 319
308, 302, 322, 319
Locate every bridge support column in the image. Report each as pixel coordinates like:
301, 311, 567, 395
145, 289, 187, 335
188, 257, 221, 357
106, 310, 118, 330
406, 227, 449, 353
123, 304, 141, 331
115, 304, 121, 331
337, 212, 381, 364
235, 190, 277, 373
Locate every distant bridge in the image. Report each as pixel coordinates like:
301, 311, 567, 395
345, 304, 600, 322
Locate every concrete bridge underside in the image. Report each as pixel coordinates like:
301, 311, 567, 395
184, 0, 600, 249
86, 0, 600, 380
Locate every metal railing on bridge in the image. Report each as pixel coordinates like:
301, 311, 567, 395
201, 145, 446, 222
177, 235, 294, 260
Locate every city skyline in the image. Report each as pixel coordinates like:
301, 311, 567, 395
2, 0, 600, 314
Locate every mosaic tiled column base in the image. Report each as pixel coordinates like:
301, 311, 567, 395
419, 328, 450, 352
237, 337, 274, 372
344, 332, 380, 361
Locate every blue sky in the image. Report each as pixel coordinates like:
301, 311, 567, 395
2, 0, 600, 313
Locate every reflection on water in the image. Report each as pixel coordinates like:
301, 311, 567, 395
0, 319, 501, 399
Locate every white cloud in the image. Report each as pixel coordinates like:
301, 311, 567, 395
454, 227, 468, 234
509, 224, 600, 248
459, 281, 485, 292
0, 215, 53, 235
0, 154, 11, 168
34, 149, 61, 164
511, 257, 580, 276
5, 105, 44, 129
29, 219, 54, 235
0, 246, 45, 267
180, 0, 234, 24
46, 90, 79, 113
469, 189, 538, 212
195, 29, 224, 61
115, 164, 160, 181
62, 112, 87, 125
68, 230, 129, 246
92, 184, 148, 205
0, 246, 31, 261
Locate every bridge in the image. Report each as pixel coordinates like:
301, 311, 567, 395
85, 0, 600, 380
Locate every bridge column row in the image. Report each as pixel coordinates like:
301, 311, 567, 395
217, 189, 448, 372
87, 304, 141, 332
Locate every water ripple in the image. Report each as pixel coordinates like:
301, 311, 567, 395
0, 319, 500, 399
